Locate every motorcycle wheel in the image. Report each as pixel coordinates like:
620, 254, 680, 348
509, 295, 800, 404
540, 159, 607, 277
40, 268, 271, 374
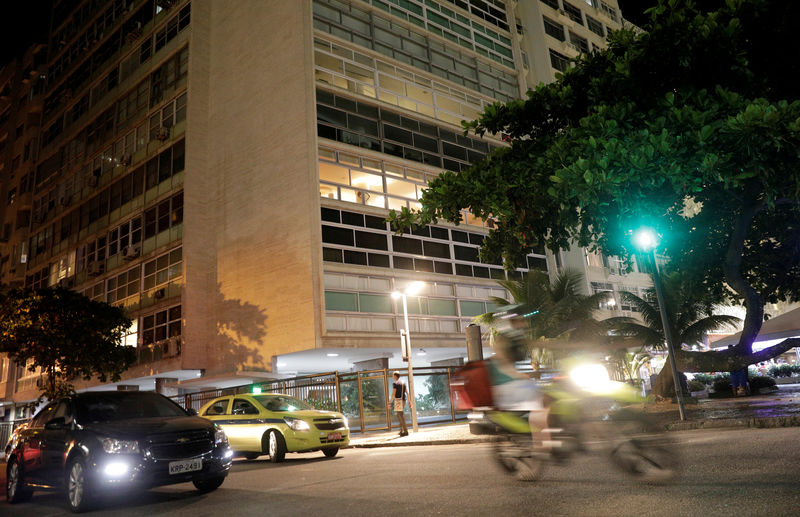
493, 435, 545, 482
607, 410, 678, 484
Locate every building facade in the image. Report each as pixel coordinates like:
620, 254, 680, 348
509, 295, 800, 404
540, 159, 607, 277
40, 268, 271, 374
0, 0, 643, 418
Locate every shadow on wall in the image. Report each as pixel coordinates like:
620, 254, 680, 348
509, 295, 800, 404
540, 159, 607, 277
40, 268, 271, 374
209, 283, 269, 372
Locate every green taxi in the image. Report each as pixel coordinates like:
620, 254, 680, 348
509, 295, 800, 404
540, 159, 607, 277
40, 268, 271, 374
198, 393, 349, 462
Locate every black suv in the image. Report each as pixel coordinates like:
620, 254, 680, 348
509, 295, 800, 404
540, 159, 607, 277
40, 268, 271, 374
5, 391, 233, 512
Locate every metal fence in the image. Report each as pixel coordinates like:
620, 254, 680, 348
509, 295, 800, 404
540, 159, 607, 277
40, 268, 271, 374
171, 367, 467, 433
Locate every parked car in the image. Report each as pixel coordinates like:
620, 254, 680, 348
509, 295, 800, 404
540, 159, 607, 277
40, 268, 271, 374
199, 393, 349, 462
5, 391, 233, 512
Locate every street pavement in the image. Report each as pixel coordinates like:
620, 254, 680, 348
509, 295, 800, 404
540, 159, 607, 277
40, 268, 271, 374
2, 426, 800, 516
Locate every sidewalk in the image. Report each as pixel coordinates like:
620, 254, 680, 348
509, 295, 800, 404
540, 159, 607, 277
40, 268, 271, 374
348, 383, 800, 448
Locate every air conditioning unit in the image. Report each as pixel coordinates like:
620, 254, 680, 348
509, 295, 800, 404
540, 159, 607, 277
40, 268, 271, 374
122, 244, 141, 260
566, 42, 580, 52
156, 126, 170, 141
58, 277, 74, 288
154, 287, 166, 299
87, 175, 99, 187
119, 154, 132, 166
87, 260, 105, 276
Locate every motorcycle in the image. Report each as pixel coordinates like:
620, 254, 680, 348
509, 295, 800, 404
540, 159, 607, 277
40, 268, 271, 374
452, 361, 678, 483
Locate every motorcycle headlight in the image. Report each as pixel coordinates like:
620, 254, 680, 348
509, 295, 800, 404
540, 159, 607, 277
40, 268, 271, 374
100, 437, 140, 454
214, 425, 228, 445
284, 417, 310, 431
569, 363, 611, 390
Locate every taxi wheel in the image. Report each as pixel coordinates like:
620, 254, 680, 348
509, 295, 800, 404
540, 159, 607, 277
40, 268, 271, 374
323, 447, 339, 458
266, 430, 286, 463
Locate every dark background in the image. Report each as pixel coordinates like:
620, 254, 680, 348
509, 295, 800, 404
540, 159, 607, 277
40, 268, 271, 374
0, 0, 53, 66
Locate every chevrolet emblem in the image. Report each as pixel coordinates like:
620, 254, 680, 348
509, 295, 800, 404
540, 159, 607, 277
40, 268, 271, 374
176, 437, 190, 444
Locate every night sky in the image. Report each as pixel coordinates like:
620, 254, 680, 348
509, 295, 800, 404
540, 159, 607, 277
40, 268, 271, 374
0, 0, 52, 67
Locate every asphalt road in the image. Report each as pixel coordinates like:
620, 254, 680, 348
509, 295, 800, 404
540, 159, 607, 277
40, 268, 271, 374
4, 427, 800, 517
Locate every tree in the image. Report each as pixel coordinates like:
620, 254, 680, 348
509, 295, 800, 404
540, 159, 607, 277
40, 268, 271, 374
605, 272, 740, 396
475, 269, 612, 373
609, 349, 652, 386
390, 0, 800, 373
0, 288, 135, 400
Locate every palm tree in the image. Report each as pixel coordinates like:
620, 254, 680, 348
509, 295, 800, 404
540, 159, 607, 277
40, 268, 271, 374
605, 271, 741, 397
609, 349, 651, 385
475, 269, 612, 374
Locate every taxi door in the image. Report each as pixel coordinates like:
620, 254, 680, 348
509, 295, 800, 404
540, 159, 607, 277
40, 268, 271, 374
224, 397, 266, 452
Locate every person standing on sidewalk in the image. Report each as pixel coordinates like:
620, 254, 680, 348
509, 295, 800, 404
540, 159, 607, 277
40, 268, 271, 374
390, 371, 411, 436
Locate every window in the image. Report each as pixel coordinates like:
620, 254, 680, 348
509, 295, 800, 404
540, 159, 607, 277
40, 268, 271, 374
591, 281, 615, 310
203, 399, 229, 416
141, 305, 181, 345
562, 2, 584, 24
540, 0, 560, 9
459, 300, 486, 317
107, 266, 141, 304
143, 247, 182, 290
569, 32, 589, 53
325, 291, 358, 311
232, 398, 259, 415
143, 192, 183, 239
600, 1, 618, 22
549, 49, 570, 72
586, 15, 604, 37
108, 217, 143, 257
543, 17, 565, 41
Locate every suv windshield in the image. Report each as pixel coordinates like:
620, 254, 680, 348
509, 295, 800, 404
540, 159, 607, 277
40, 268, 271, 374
75, 392, 188, 422
254, 395, 314, 412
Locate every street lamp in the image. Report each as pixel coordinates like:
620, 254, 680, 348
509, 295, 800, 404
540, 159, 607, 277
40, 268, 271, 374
632, 227, 687, 421
392, 280, 424, 432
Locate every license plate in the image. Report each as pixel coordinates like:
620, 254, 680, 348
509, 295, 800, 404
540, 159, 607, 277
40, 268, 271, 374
328, 432, 342, 441
168, 458, 203, 475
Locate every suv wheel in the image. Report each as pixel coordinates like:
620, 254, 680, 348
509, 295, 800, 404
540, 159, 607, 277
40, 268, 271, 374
6, 458, 33, 504
193, 475, 226, 493
67, 457, 93, 513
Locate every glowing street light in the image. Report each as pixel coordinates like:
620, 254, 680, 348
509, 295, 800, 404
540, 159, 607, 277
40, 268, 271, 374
391, 281, 424, 432
632, 227, 686, 421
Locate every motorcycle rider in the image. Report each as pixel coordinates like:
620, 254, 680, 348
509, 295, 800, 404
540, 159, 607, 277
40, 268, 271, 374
488, 312, 555, 455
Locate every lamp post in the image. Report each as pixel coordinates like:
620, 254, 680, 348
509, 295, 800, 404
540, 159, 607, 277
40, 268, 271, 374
633, 228, 687, 421
392, 281, 424, 432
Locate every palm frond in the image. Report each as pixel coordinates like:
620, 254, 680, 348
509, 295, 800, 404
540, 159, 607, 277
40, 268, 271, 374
680, 315, 742, 347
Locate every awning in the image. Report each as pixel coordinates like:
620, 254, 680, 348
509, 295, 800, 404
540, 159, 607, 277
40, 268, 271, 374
711, 307, 800, 348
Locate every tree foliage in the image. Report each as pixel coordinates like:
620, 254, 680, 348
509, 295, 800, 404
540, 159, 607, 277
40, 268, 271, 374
475, 270, 612, 370
389, 0, 800, 369
0, 288, 135, 400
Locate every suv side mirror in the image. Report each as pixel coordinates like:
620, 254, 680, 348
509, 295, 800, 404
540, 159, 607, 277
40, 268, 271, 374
187, 408, 198, 416
45, 417, 66, 431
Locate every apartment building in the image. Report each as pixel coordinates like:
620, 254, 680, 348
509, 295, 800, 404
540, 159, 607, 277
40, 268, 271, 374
0, 0, 639, 418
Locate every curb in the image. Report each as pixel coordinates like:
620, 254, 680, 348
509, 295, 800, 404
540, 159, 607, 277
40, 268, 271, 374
666, 415, 800, 432
348, 437, 491, 448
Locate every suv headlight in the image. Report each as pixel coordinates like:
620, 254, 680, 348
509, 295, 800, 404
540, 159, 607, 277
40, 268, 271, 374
284, 417, 310, 431
214, 425, 228, 445
100, 437, 140, 454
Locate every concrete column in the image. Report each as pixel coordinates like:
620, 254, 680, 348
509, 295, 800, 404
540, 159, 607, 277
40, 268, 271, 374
466, 324, 483, 362
155, 378, 179, 396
